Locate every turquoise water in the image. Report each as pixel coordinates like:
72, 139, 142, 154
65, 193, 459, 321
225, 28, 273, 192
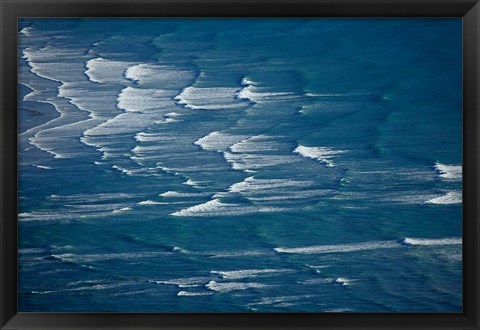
18, 18, 462, 312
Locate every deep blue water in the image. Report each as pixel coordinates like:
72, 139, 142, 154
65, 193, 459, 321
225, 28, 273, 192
17, 18, 462, 312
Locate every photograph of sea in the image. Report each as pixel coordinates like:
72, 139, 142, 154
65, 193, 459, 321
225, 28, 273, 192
18, 18, 462, 312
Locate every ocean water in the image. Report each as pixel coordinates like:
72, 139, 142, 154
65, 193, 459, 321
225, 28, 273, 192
17, 18, 462, 312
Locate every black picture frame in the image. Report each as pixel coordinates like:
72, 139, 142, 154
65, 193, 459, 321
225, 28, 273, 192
1, 0, 479, 329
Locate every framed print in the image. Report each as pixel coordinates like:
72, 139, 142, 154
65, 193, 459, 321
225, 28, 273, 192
1, 0, 479, 329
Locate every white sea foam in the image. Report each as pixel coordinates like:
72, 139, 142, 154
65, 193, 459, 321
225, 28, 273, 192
211, 269, 292, 280
229, 177, 313, 194
20, 27, 33, 36
19, 248, 46, 254
151, 277, 210, 287
170, 199, 235, 216
18, 204, 131, 222
323, 308, 353, 312
51, 251, 169, 263
85, 57, 134, 84
237, 78, 295, 102
112, 289, 157, 297
237, 86, 293, 101
205, 280, 272, 293
125, 63, 194, 88
212, 177, 326, 206
223, 152, 299, 171
23, 90, 97, 159
334, 277, 353, 286
111, 165, 135, 176
177, 291, 213, 296
175, 86, 248, 110
28, 117, 103, 160
29, 136, 70, 159
21, 82, 41, 102
137, 200, 163, 206
84, 112, 166, 137
18, 98, 63, 139
425, 191, 462, 205
194, 132, 248, 152
67, 279, 105, 287
22, 45, 93, 83
31, 281, 133, 294
117, 87, 174, 112
64, 203, 128, 212
182, 178, 197, 186
172, 246, 189, 254
160, 163, 222, 174
229, 135, 284, 153
57, 81, 119, 115
247, 189, 330, 201
437, 250, 462, 262
134, 132, 167, 142
32, 164, 52, 170
249, 295, 313, 306
28, 137, 69, 159
43, 192, 135, 206
297, 278, 336, 285
21, 47, 64, 82
305, 92, 365, 97
182, 178, 211, 188
434, 162, 462, 180
208, 250, 270, 258
165, 112, 182, 117
293, 145, 346, 167
29, 290, 58, 295
111, 207, 132, 214
132, 145, 155, 154
276, 236, 462, 255
274, 240, 401, 254
160, 191, 210, 198
171, 199, 286, 217
241, 77, 254, 86
23, 50, 142, 160
18, 212, 47, 218
156, 117, 179, 124
305, 264, 330, 270
402, 237, 462, 246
